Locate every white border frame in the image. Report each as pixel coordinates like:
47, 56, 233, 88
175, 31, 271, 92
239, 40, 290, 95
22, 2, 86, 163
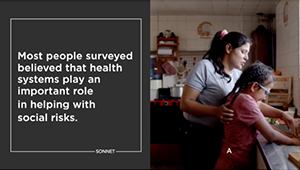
10, 18, 142, 154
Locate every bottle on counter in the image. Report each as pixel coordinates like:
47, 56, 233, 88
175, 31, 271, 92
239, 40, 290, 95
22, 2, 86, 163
193, 57, 196, 66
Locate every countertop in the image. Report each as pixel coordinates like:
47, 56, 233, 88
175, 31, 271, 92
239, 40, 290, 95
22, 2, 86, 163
256, 125, 300, 170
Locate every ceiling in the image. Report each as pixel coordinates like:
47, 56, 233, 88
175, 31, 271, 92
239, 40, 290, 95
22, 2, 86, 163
150, 0, 281, 16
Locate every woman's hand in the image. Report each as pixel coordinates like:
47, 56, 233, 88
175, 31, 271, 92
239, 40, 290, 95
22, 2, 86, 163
281, 112, 298, 138
217, 102, 234, 124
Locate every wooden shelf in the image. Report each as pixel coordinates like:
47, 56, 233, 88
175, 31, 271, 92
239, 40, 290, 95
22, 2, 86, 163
156, 36, 179, 61
264, 76, 292, 107
157, 37, 178, 41
155, 56, 177, 62
157, 44, 179, 47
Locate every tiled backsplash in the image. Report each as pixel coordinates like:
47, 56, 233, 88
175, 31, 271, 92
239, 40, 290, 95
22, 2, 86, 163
177, 51, 207, 72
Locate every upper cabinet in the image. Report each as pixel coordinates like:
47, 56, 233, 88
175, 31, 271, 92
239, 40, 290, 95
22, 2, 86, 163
156, 36, 179, 61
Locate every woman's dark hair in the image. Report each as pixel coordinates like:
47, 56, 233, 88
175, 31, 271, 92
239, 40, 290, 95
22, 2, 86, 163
202, 31, 252, 82
227, 61, 274, 98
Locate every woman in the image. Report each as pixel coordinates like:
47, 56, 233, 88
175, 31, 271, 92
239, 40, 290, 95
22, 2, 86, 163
179, 30, 297, 169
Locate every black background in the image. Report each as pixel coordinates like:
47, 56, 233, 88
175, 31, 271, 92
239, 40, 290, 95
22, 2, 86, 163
0, 0, 150, 169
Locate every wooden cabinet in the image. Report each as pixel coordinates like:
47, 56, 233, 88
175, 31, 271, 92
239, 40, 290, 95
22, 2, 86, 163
256, 145, 267, 170
264, 76, 292, 107
156, 36, 179, 61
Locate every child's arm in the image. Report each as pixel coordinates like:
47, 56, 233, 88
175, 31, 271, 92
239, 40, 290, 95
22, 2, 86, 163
254, 117, 300, 146
270, 124, 296, 138
258, 101, 297, 137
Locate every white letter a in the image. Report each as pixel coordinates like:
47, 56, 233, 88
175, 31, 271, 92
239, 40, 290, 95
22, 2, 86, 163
226, 148, 232, 154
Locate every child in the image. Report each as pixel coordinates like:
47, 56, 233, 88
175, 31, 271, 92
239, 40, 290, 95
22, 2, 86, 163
214, 61, 300, 169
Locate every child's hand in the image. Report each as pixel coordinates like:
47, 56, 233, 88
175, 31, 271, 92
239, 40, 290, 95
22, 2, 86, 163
292, 138, 300, 146
294, 119, 300, 138
281, 112, 297, 137
271, 124, 297, 138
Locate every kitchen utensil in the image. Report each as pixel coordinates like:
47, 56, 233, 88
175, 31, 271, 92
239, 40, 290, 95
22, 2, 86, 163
177, 66, 185, 74
170, 85, 184, 98
177, 57, 185, 74
158, 88, 171, 99
183, 58, 187, 69
289, 152, 300, 167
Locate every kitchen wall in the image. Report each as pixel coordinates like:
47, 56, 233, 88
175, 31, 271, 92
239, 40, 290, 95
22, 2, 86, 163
150, 15, 270, 83
150, 14, 269, 101
150, 15, 265, 52
150, 15, 270, 71
276, 0, 300, 114
151, 10, 300, 114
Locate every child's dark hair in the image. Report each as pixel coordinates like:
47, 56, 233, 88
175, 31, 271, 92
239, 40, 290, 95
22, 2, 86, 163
203, 31, 252, 82
227, 61, 274, 98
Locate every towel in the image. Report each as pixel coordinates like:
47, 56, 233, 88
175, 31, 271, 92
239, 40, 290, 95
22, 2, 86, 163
153, 60, 164, 74
161, 60, 176, 75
